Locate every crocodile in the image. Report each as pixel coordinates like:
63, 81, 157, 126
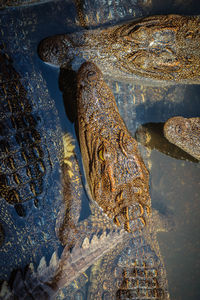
0, 37, 65, 282
163, 116, 200, 160
135, 122, 199, 162
77, 62, 151, 233
75, 62, 170, 299
87, 209, 170, 300
38, 14, 200, 85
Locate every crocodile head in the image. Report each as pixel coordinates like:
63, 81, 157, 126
38, 14, 200, 84
77, 62, 151, 233
164, 116, 200, 160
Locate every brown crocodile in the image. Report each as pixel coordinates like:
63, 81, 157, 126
164, 116, 200, 160
38, 14, 200, 85
77, 62, 151, 233
76, 62, 170, 299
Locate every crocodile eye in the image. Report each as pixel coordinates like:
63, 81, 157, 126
98, 143, 111, 162
87, 70, 97, 81
98, 148, 105, 161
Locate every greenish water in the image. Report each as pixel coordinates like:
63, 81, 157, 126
0, 0, 200, 299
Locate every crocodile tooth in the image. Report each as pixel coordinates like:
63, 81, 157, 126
37, 256, 47, 273
99, 231, 107, 241
49, 251, 59, 269
90, 234, 98, 246
0, 281, 11, 298
82, 237, 89, 249
29, 263, 35, 273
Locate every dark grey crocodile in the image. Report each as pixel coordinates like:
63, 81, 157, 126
0, 44, 49, 216
0, 39, 63, 285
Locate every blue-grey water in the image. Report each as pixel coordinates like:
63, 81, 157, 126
0, 0, 200, 299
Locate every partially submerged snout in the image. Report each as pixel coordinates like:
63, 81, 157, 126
77, 62, 103, 88
164, 116, 200, 160
38, 34, 75, 66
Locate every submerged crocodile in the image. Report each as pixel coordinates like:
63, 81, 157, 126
0, 40, 63, 292
0, 44, 48, 217
38, 14, 200, 85
164, 116, 200, 160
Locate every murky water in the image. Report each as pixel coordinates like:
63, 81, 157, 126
0, 0, 200, 299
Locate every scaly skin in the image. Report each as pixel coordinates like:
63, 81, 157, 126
77, 62, 170, 299
164, 116, 200, 160
38, 14, 200, 85
0, 225, 128, 299
77, 62, 151, 233
87, 208, 171, 300
0, 46, 46, 215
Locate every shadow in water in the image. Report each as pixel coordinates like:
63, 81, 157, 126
59, 67, 78, 124
135, 122, 198, 163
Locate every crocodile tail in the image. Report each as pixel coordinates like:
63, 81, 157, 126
0, 252, 59, 300
52, 227, 127, 294
0, 228, 127, 299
